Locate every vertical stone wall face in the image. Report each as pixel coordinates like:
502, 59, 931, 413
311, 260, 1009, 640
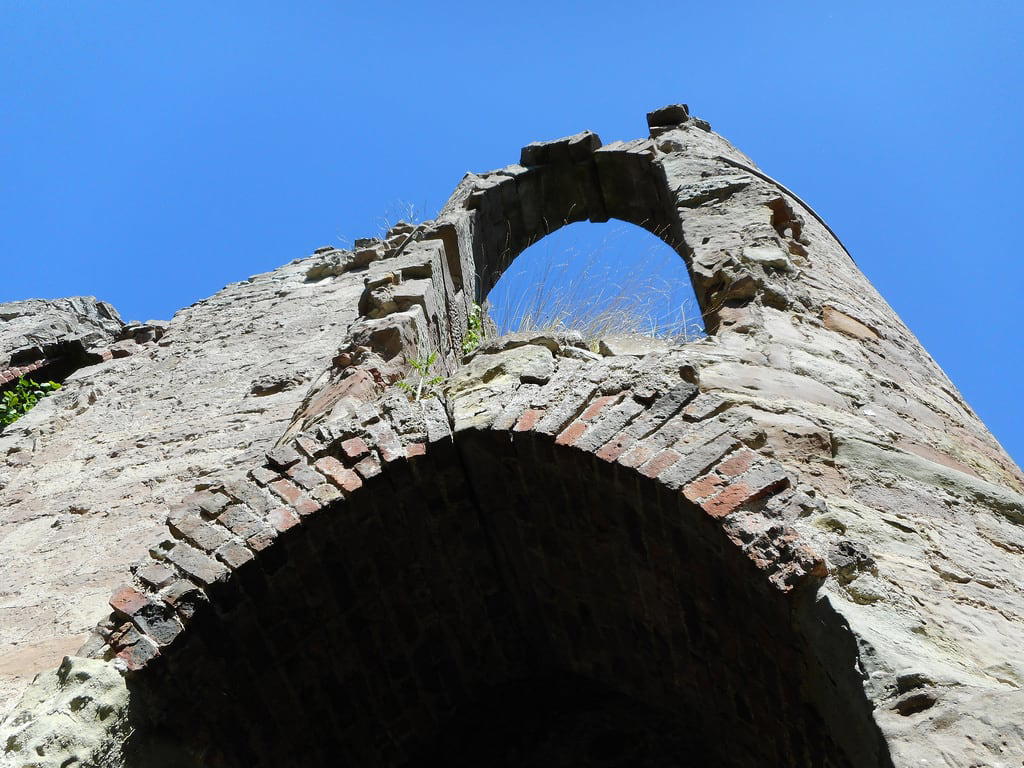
2, 105, 1022, 767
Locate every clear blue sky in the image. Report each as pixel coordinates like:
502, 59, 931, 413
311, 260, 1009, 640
2, 1, 1021, 466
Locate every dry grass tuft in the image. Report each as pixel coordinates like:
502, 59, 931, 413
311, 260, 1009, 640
487, 225, 705, 345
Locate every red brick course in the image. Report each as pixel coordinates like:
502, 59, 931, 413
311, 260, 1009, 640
315, 456, 363, 494
717, 448, 757, 479
98, 384, 825, 695
514, 408, 543, 432
269, 478, 303, 506
340, 436, 370, 461
596, 431, 636, 463
268, 506, 301, 533
554, 421, 587, 446
639, 448, 681, 479
581, 394, 618, 421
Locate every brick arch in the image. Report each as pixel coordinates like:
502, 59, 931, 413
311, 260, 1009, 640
324, 103, 824, 393
459, 128, 684, 301
94, 376, 890, 766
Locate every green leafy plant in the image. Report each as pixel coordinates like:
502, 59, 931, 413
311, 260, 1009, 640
0, 378, 61, 429
462, 302, 484, 356
396, 352, 445, 401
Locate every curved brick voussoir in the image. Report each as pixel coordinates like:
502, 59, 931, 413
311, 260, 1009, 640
448, 340, 828, 596
77, 395, 887, 767
91, 394, 454, 674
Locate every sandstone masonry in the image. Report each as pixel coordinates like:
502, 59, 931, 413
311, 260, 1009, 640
1, 105, 1022, 767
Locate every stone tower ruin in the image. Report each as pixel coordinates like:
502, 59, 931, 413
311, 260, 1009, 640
1, 105, 1022, 766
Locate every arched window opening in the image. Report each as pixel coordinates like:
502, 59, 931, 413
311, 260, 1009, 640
485, 222, 705, 346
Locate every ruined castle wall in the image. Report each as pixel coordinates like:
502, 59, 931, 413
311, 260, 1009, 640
0, 259, 365, 714
2, 106, 1023, 767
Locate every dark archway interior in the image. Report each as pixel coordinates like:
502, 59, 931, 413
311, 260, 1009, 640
414, 673, 701, 767
126, 433, 859, 767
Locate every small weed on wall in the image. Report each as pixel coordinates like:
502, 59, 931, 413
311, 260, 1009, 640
396, 353, 444, 402
0, 378, 60, 429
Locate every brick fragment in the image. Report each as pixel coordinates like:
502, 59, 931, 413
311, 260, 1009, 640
115, 629, 159, 671
170, 514, 232, 552
365, 422, 404, 463
514, 409, 543, 432
699, 462, 789, 518
181, 489, 230, 518
573, 396, 646, 452
314, 456, 363, 493
135, 562, 176, 590
215, 540, 255, 569
166, 541, 228, 585
683, 473, 725, 503
293, 494, 320, 517
405, 441, 427, 458
221, 479, 276, 515
110, 586, 150, 618
339, 436, 370, 461
246, 529, 277, 552
536, 382, 601, 436
354, 454, 382, 479
295, 434, 325, 458
739, 462, 790, 493
488, 383, 541, 431
218, 503, 269, 539
160, 579, 207, 620
269, 478, 303, 505
266, 444, 302, 469
249, 466, 279, 486
310, 482, 342, 505
108, 620, 133, 646
660, 433, 741, 488
555, 421, 587, 446
639, 448, 681, 479
286, 462, 323, 491
717, 448, 757, 479
268, 506, 300, 533
702, 483, 756, 518
596, 432, 636, 463
682, 393, 728, 422
618, 416, 691, 469
581, 395, 618, 422
620, 440, 656, 469
132, 603, 183, 648
111, 588, 182, 647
